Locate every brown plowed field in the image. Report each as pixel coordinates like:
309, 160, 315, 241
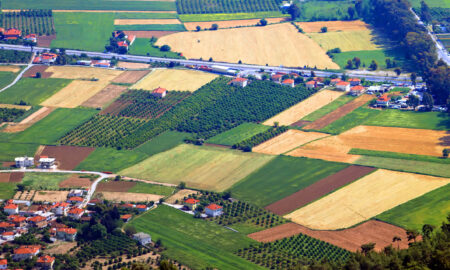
2, 107, 54, 133
96, 181, 136, 192
81, 84, 128, 108
265, 166, 376, 215
0, 173, 11, 182
184, 17, 287, 30
100, 100, 131, 115
248, 220, 413, 252
23, 65, 52, 78
37, 35, 56, 47
1, 162, 15, 168
36, 145, 95, 170
117, 62, 150, 69
124, 30, 179, 38
9, 172, 24, 182
59, 175, 93, 188
304, 94, 373, 130
290, 120, 311, 127
114, 19, 181, 25
99, 191, 163, 202
111, 70, 150, 84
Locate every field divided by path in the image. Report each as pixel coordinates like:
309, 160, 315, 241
81, 84, 128, 109
36, 145, 95, 170
179, 12, 288, 22
265, 165, 376, 215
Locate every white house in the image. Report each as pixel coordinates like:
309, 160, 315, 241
205, 204, 223, 217
15, 157, 34, 168
230, 77, 248, 87
335, 81, 350, 92
376, 94, 390, 107
36, 255, 55, 270
282, 79, 295, 88
4, 204, 18, 215
12, 245, 40, 261
133, 232, 151, 245
305, 80, 317, 89
39, 156, 55, 169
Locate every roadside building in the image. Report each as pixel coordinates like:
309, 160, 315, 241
135, 205, 148, 212
67, 208, 84, 220
92, 60, 111, 68
40, 53, 58, 64
67, 197, 83, 204
305, 80, 317, 89
330, 78, 342, 86
4, 28, 21, 39
348, 78, 361, 86
183, 198, 199, 210
15, 157, 34, 168
205, 204, 223, 217
4, 204, 19, 215
121, 214, 132, 223
13, 245, 40, 261
38, 156, 55, 169
36, 255, 55, 269
24, 34, 37, 43
271, 74, 282, 83
56, 228, 77, 241
335, 81, 350, 92
133, 232, 151, 245
152, 87, 167, 98
282, 79, 295, 87
76, 60, 92, 66
1, 231, 15, 241
349, 85, 366, 96
117, 41, 129, 51
376, 94, 390, 107
230, 77, 248, 87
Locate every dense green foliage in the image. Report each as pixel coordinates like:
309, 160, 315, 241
230, 156, 348, 207
0, 9, 55, 36
0, 50, 31, 63
331, 49, 406, 70
320, 107, 380, 134
236, 233, 350, 269
129, 38, 183, 58
114, 24, 186, 31
297, 0, 362, 21
176, 0, 282, 14
136, 131, 189, 156
179, 11, 287, 22
365, 110, 450, 130
233, 126, 288, 151
0, 182, 18, 199
350, 148, 450, 164
76, 233, 138, 259
206, 123, 270, 146
0, 108, 26, 123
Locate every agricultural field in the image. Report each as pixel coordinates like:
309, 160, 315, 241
176, 0, 281, 14
365, 110, 450, 130
114, 19, 181, 25
124, 30, 179, 38
33, 190, 70, 202
129, 38, 184, 58
0, 142, 39, 162
120, 144, 274, 191
264, 90, 343, 126
308, 30, 380, 52
0, 78, 71, 105
331, 49, 406, 70
132, 69, 218, 92
0, 183, 20, 199
130, 205, 264, 270
301, 95, 355, 122
253, 129, 329, 155
98, 192, 163, 202
0, 71, 17, 90
58, 175, 94, 188
111, 70, 150, 84
349, 149, 450, 164
206, 123, 270, 146
81, 85, 128, 109
127, 182, 175, 196
376, 184, 450, 231
0, 172, 24, 183
285, 169, 450, 230
179, 11, 288, 22
114, 13, 178, 20
184, 17, 287, 30
75, 148, 148, 173
36, 145, 95, 170
0, 10, 55, 36
135, 131, 189, 156
298, 20, 370, 33
155, 23, 339, 69
229, 156, 348, 207
1, 107, 54, 133
297, 0, 357, 21
0, 66, 20, 73
21, 172, 73, 190
114, 24, 186, 31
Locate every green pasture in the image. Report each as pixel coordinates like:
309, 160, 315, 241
206, 123, 271, 146
331, 49, 406, 70
114, 24, 185, 31
408, 0, 449, 8
349, 149, 450, 164
0, 71, 18, 89
320, 107, 380, 134
22, 173, 72, 189
179, 11, 288, 22
298, 0, 355, 21
129, 205, 263, 270
229, 156, 348, 207
0, 142, 39, 162
127, 182, 175, 196
136, 131, 189, 156
365, 110, 450, 130
0, 78, 71, 105
114, 13, 178, 19
129, 38, 183, 58
76, 148, 148, 173
0, 183, 18, 199
302, 95, 355, 122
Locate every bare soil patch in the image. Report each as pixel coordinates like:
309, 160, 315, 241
9, 172, 24, 183
2, 107, 54, 133
124, 30, 179, 38
166, 189, 198, 204
33, 190, 69, 202
265, 166, 376, 215
184, 17, 287, 30
112, 70, 150, 84
114, 19, 181, 25
59, 175, 93, 188
0, 173, 11, 183
0, 65, 20, 73
36, 145, 95, 170
100, 100, 131, 115
290, 120, 311, 127
117, 61, 150, 69
96, 181, 136, 192
297, 20, 370, 33
2, 162, 15, 168
23, 65, 52, 78
81, 84, 128, 109
249, 220, 413, 252
98, 191, 163, 202
37, 35, 56, 47
304, 94, 373, 130
45, 241, 77, 255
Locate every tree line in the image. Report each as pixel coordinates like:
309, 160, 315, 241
232, 125, 288, 151
176, 0, 282, 14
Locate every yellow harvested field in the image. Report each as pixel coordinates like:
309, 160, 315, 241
0, 104, 31, 110
33, 191, 70, 202
263, 90, 343, 126
46, 66, 122, 80
166, 189, 198, 204
184, 18, 287, 30
297, 20, 370, 33
285, 169, 450, 230
114, 19, 181, 25
253, 130, 329, 155
98, 192, 163, 202
0, 65, 20, 72
308, 30, 380, 52
132, 69, 218, 91
156, 23, 339, 69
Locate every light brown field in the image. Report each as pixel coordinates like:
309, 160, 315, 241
263, 90, 343, 126
165, 189, 198, 204
114, 19, 181, 25
288, 126, 447, 164
308, 30, 380, 52
46, 66, 123, 80
124, 30, 179, 38
98, 192, 163, 202
33, 190, 70, 202
184, 17, 287, 30
284, 169, 450, 230
253, 130, 329, 155
45, 242, 77, 255
0, 104, 31, 110
156, 23, 339, 69
112, 70, 150, 84
0, 65, 20, 73
132, 69, 218, 91
117, 61, 150, 69
81, 84, 128, 108
297, 20, 370, 33
2, 107, 54, 133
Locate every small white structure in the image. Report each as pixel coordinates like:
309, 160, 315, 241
133, 232, 151, 245
205, 203, 223, 217
335, 81, 350, 92
76, 60, 92, 66
39, 156, 55, 169
15, 157, 34, 168
230, 77, 248, 87
68, 189, 84, 198
152, 87, 167, 98
4, 204, 18, 215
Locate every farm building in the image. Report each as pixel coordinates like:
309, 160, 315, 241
152, 87, 167, 98
0, 259, 7, 269
24, 34, 37, 43
350, 85, 366, 96
117, 41, 129, 51
205, 204, 223, 217
121, 214, 132, 222
15, 157, 34, 168
330, 78, 342, 85
348, 78, 361, 86
39, 156, 55, 169
183, 198, 199, 210
33, 53, 58, 64
306, 80, 317, 89
230, 77, 248, 87
56, 228, 77, 241
76, 60, 92, 66
282, 79, 295, 87
377, 94, 390, 107
13, 245, 40, 261
335, 81, 350, 91
3, 28, 21, 39
133, 232, 151, 245
36, 255, 55, 269
92, 60, 111, 68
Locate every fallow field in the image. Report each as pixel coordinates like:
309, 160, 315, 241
81, 85, 128, 109
36, 145, 95, 170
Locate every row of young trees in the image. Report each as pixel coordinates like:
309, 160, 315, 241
0, 50, 31, 63
232, 125, 288, 151
0, 9, 55, 36
176, 0, 282, 14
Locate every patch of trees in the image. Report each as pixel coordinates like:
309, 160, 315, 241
176, 0, 282, 14
105, 30, 128, 54
232, 126, 288, 151
0, 108, 26, 123
0, 9, 55, 36
0, 50, 31, 63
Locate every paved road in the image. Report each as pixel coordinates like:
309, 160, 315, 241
0, 44, 417, 84
0, 52, 35, 93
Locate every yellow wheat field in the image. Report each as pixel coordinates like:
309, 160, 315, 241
297, 20, 370, 33
46, 66, 122, 80
132, 68, 218, 92
253, 130, 329, 155
0, 65, 20, 73
264, 90, 343, 126
156, 23, 339, 69
308, 30, 380, 52
114, 19, 181, 25
285, 169, 450, 230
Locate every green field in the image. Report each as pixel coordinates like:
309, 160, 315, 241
22, 173, 72, 189
376, 184, 450, 231
114, 13, 178, 19
354, 156, 450, 178
76, 148, 148, 173
229, 156, 348, 207
302, 95, 355, 122
135, 131, 189, 156
331, 49, 406, 70
114, 24, 185, 31
10, 108, 97, 145
0, 142, 39, 162
389, 87, 410, 94
120, 144, 274, 191
129, 205, 263, 270
408, 0, 449, 8
129, 38, 183, 58
349, 149, 450, 164
52, 13, 115, 52
0, 71, 18, 89
3, 0, 176, 11
298, 0, 356, 21
365, 110, 450, 130
127, 182, 175, 196
0, 78, 71, 105
206, 123, 271, 146
320, 107, 380, 134
0, 183, 18, 199
179, 11, 288, 22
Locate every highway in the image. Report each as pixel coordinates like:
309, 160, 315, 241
0, 43, 417, 84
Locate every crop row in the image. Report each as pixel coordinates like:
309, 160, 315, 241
233, 126, 288, 151
176, 0, 282, 14
0, 10, 55, 36
76, 234, 139, 260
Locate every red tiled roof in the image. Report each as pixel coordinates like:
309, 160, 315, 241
0, 259, 6, 265
117, 41, 128, 47
206, 203, 222, 210
53, 202, 70, 208
282, 79, 294, 84
378, 94, 389, 102
8, 215, 26, 222
348, 78, 361, 82
57, 228, 77, 234
37, 255, 55, 263
306, 80, 316, 85
4, 204, 18, 209
0, 222, 15, 228
152, 87, 167, 94
121, 203, 134, 208
336, 81, 350, 86
331, 78, 341, 82
33, 56, 41, 63
68, 196, 83, 202
231, 77, 248, 82
271, 74, 282, 79
136, 205, 146, 209
121, 214, 132, 219
351, 85, 365, 91
184, 198, 199, 204
68, 208, 84, 215
14, 245, 40, 255
2, 231, 14, 236
4, 28, 21, 36
25, 34, 37, 39
28, 216, 46, 223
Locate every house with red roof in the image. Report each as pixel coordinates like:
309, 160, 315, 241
376, 94, 390, 107
135, 205, 148, 212
3, 28, 21, 39
335, 81, 350, 92
51, 202, 71, 216
305, 80, 317, 89
28, 216, 47, 228
0, 222, 15, 232
37, 255, 55, 269
4, 204, 18, 215
56, 227, 77, 241
8, 215, 27, 227
350, 85, 366, 96
92, 60, 111, 68
183, 198, 199, 210
152, 87, 167, 98
205, 204, 223, 217
24, 34, 37, 43
117, 41, 128, 50
67, 208, 84, 220
67, 197, 83, 204
330, 78, 342, 86
39, 53, 58, 64
0, 259, 6, 269
271, 74, 282, 83
348, 78, 361, 86
229, 77, 248, 87
282, 78, 295, 88
121, 214, 132, 222
127, 35, 136, 45
12, 245, 40, 261
2, 231, 16, 241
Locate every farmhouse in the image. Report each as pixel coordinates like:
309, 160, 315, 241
330, 78, 342, 86
67, 196, 83, 204
4, 204, 18, 215
205, 204, 223, 217
39, 156, 55, 169
349, 85, 366, 96
15, 156, 34, 168
117, 41, 129, 51
28, 216, 47, 228
3, 28, 21, 39
335, 81, 350, 92
56, 228, 77, 241
13, 245, 40, 261
377, 94, 390, 107
305, 80, 317, 89
121, 214, 132, 222
152, 87, 167, 98
36, 255, 55, 269
183, 198, 199, 210
24, 34, 37, 43
282, 79, 295, 88
348, 78, 361, 86
92, 60, 111, 68
136, 205, 148, 212
51, 202, 71, 216
67, 208, 84, 220
133, 232, 151, 245
0, 259, 6, 269
230, 77, 248, 87
271, 74, 282, 82
40, 53, 58, 64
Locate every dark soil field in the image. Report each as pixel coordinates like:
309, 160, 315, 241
100, 100, 132, 115
111, 70, 150, 84
82, 84, 128, 108
124, 30, 179, 38
37, 35, 56, 47
265, 165, 376, 215
59, 175, 93, 188
96, 181, 136, 192
23, 65, 53, 78
0, 172, 24, 183
290, 120, 311, 127
36, 145, 95, 170
248, 220, 414, 252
